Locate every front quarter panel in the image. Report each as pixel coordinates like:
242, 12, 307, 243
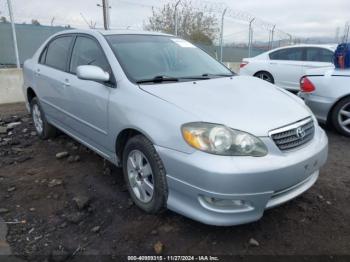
107, 80, 197, 156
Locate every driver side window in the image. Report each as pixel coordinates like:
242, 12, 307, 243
70, 36, 110, 74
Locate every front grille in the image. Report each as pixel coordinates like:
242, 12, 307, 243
270, 118, 315, 151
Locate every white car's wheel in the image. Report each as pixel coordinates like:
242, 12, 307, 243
254, 71, 274, 84
332, 97, 350, 137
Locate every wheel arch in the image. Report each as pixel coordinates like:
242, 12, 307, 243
115, 127, 155, 165
26, 87, 37, 104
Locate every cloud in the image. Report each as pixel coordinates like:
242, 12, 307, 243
1, 0, 348, 41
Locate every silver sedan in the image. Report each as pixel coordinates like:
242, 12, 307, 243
23, 29, 328, 226
299, 67, 350, 136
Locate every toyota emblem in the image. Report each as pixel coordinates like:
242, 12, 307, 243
296, 127, 306, 139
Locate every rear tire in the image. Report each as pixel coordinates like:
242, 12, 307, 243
30, 97, 57, 140
331, 97, 350, 137
254, 71, 275, 84
122, 135, 168, 213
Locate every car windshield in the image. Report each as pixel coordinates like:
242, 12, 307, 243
105, 34, 234, 83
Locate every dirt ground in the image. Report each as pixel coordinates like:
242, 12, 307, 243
0, 103, 349, 261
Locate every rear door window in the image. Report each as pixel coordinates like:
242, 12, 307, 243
305, 48, 334, 63
269, 48, 303, 61
69, 36, 110, 74
44, 36, 73, 71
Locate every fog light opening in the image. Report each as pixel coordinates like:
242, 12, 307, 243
199, 196, 254, 213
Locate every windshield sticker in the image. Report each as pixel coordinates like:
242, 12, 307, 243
171, 38, 196, 48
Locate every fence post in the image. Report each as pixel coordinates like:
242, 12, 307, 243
270, 25, 276, 50
7, 0, 20, 68
219, 8, 227, 62
174, 0, 181, 36
248, 18, 255, 57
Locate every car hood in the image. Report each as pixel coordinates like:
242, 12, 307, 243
140, 76, 311, 136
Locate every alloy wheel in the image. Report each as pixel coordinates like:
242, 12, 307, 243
338, 102, 350, 134
32, 104, 43, 134
257, 72, 273, 83
127, 149, 154, 203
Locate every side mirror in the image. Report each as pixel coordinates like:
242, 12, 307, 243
76, 65, 110, 82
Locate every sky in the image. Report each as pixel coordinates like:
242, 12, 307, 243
0, 0, 349, 43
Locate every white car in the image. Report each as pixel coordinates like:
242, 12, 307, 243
240, 44, 336, 91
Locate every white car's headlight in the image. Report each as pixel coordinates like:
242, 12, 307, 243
181, 122, 268, 156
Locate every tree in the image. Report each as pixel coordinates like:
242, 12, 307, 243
144, 0, 219, 45
0, 16, 8, 23
31, 19, 41, 26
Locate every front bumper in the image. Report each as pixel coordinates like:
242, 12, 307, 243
156, 126, 328, 226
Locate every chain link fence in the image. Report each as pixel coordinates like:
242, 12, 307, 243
0, 0, 332, 68
0, 23, 66, 67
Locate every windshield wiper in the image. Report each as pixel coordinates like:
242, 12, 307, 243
178, 76, 211, 80
201, 73, 235, 78
136, 74, 219, 84
136, 75, 179, 84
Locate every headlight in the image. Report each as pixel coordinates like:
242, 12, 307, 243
181, 122, 268, 156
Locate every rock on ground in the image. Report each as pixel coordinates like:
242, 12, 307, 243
0, 126, 7, 134
249, 238, 260, 247
56, 152, 69, 159
153, 241, 164, 254
48, 179, 63, 188
72, 195, 91, 210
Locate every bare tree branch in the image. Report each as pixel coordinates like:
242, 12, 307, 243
144, 0, 219, 45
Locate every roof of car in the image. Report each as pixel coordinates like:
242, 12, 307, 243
98, 29, 172, 36
54, 29, 173, 37
268, 44, 337, 52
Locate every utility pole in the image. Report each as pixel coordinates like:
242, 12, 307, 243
219, 8, 227, 62
174, 0, 181, 36
7, 0, 20, 68
248, 18, 255, 57
97, 0, 111, 30
102, 0, 110, 30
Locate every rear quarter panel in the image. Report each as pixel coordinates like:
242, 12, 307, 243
305, 69, 350, 121
22, 59, 37, 111
308, 69, 350, 101
239, 53, 271, 76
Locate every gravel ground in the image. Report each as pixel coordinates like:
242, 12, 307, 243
0, 103, 349, 261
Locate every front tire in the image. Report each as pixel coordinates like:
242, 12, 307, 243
122, 135, 168, 213
30, 97, 57, 139
331, 97, 350, 137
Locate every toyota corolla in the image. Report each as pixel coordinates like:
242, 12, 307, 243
22, 30, 328, 226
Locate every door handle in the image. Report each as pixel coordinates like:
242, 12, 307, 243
34, 68, 41, 76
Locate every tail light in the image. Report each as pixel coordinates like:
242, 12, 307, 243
240, 61, 249, 68
300, 76, 315, 93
